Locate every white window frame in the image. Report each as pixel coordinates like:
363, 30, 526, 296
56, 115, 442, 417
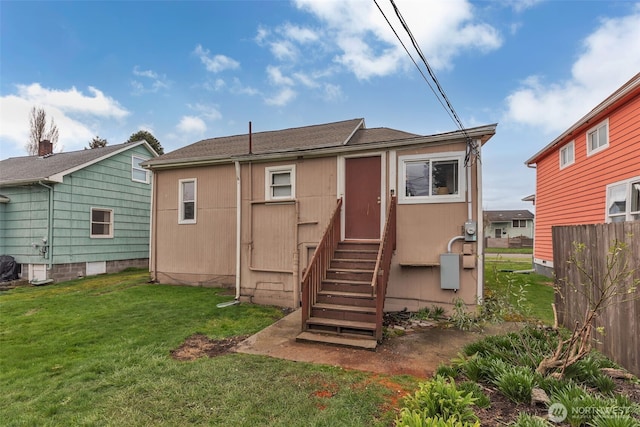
265, 165, 296, 201
605, 175, 640, 223
398, 152, 466, 204
178, 178, 197, 224
90, 207, 114, 238
559, 140, 575, 169
132, 155, 149, 183
586, 118, 609, 157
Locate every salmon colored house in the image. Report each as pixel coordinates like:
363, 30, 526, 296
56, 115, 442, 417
144, 118, 495, 347
525, 73, 640, 276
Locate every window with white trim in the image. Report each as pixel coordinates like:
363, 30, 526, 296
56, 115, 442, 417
132, 156, 149, 183
179, 179, 197, 224
606, 176, 640, 223
559, 141, 575, 169
90, 208, 113, 238
586, 119, 609, 156
265, 165, 295, 200
399, 152, 465, 204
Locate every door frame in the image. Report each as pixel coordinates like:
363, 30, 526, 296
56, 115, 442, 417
337, 152, 386, 241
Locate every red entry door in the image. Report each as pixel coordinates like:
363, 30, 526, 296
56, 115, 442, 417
345, 156, 381, 239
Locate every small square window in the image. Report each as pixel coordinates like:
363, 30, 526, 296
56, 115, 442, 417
179, 179, 197, 224
559, 141, 575, 169
265, 165, 295, 200
586, 119, 609, 156
91, 208, 113, 238
132, 156, 149, 183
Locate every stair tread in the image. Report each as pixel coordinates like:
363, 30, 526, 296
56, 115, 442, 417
322, 278, 372, 285
306, 317, 376, 330
318, 290, 373, 298
313, 302, 375, 313
327, 268, 375, 273
336, 249, 379, 253
332, 258, 376, 263
296, 332, 377, 350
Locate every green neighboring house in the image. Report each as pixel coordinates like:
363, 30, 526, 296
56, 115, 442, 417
0, 140, 158, 283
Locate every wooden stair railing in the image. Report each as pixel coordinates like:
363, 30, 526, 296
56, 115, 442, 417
301, 198, 342, 330
371, 195, 397, 341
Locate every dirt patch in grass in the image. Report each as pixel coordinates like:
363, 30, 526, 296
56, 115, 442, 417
171, 334, 248, 360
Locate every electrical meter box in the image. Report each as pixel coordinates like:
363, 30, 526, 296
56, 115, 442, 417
464, 220, 477, 242
440, 253, 461, 290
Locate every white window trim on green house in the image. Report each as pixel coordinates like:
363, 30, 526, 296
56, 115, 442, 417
265, 165, 296, 201
586, 118, 609, 156
90, 207, 114, 238
559, 140, 575, 169
606, 175, 640, 223
132, 155, 150, 183
398, 152, 466, 204
179, 178, 197, 224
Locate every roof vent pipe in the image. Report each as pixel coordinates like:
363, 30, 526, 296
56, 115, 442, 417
248, 121, 252, 154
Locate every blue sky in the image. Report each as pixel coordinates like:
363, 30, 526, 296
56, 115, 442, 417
1, 0, 639, 210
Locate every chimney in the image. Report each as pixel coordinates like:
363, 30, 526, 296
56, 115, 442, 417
38, 140, 53, 156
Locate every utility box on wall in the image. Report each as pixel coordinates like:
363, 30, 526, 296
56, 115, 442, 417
440, 253, 461, 290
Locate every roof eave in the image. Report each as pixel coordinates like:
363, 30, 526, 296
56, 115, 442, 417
525, 73, 640, 166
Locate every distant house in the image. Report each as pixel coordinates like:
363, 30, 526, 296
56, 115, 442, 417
484, 210, 534, 239
144, 118, 496, 346
525, 72, 640, 276
0, 140, 158, 282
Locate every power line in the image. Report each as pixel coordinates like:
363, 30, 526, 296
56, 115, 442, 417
374, 0, 480, 164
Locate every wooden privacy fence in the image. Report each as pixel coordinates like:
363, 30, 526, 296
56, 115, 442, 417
552, 222, 640, 377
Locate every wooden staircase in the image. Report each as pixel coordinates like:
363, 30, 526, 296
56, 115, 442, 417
298, 241, 379, 349
298, 197, 397, 350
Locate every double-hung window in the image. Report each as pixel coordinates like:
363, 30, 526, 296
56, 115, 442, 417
512, 220, 527, 228
399, 152, 465, 204
91, 208, 113, 238
132, 156, 149, 183
265, 165, 295, 201
559, 141, 575, 169
606, 176, 640, 223
179, 179, 197, 224
586, 119, 609, 156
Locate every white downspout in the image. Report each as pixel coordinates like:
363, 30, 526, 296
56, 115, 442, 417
217, 161, 242, 308
475, 140, 484, 304
234, 161, 241, 300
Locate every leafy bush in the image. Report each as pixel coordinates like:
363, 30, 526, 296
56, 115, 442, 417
449, 298, 478, 331
494, 366, 536, 404
399, 376, 479, 425
457, 381, 490, 409
435, 363, 460, 379
395, 412, 481, 427
510, 413, 551, 427
589, 413, 640, 427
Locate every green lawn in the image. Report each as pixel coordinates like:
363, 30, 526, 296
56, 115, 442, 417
484, 247, 533, 254
0, 269, 415, 426
484, 259, 555, 325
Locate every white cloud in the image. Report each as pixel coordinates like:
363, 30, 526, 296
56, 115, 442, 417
293, 0, 502, 79
193, 44, 240, 73
188, 103, 222, 121
270, 40, 298, 61
0, 83, 129, 157
131, 66, 170, 94
322, 83, 344, 102
176, 116, 207, 134
267, 66, 295, 86
265, 87, 297, 106
282, 23, 319, 44
505, 8, 640, 133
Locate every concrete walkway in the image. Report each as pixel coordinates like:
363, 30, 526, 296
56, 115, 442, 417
234, 309, 521, 378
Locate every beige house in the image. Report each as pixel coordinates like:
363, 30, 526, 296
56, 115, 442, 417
144, 118, 496, 347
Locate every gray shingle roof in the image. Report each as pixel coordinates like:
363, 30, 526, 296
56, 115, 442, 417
0, 142, 145, 186
145, 118, 420, 167
484, 210, 534, 222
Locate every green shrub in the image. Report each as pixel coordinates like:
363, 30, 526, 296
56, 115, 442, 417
449, 298, 478, 331
457, 381, 490, 409
395, 411, 481, 427
589, 413, 640, 427
435, 363, 460, 379
494, 366, 536, 404
510, 413, 552, 427
401, 376, 479, 424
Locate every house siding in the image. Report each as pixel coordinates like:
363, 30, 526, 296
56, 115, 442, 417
533, 91, 640, 268
0, 144, 155, 280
